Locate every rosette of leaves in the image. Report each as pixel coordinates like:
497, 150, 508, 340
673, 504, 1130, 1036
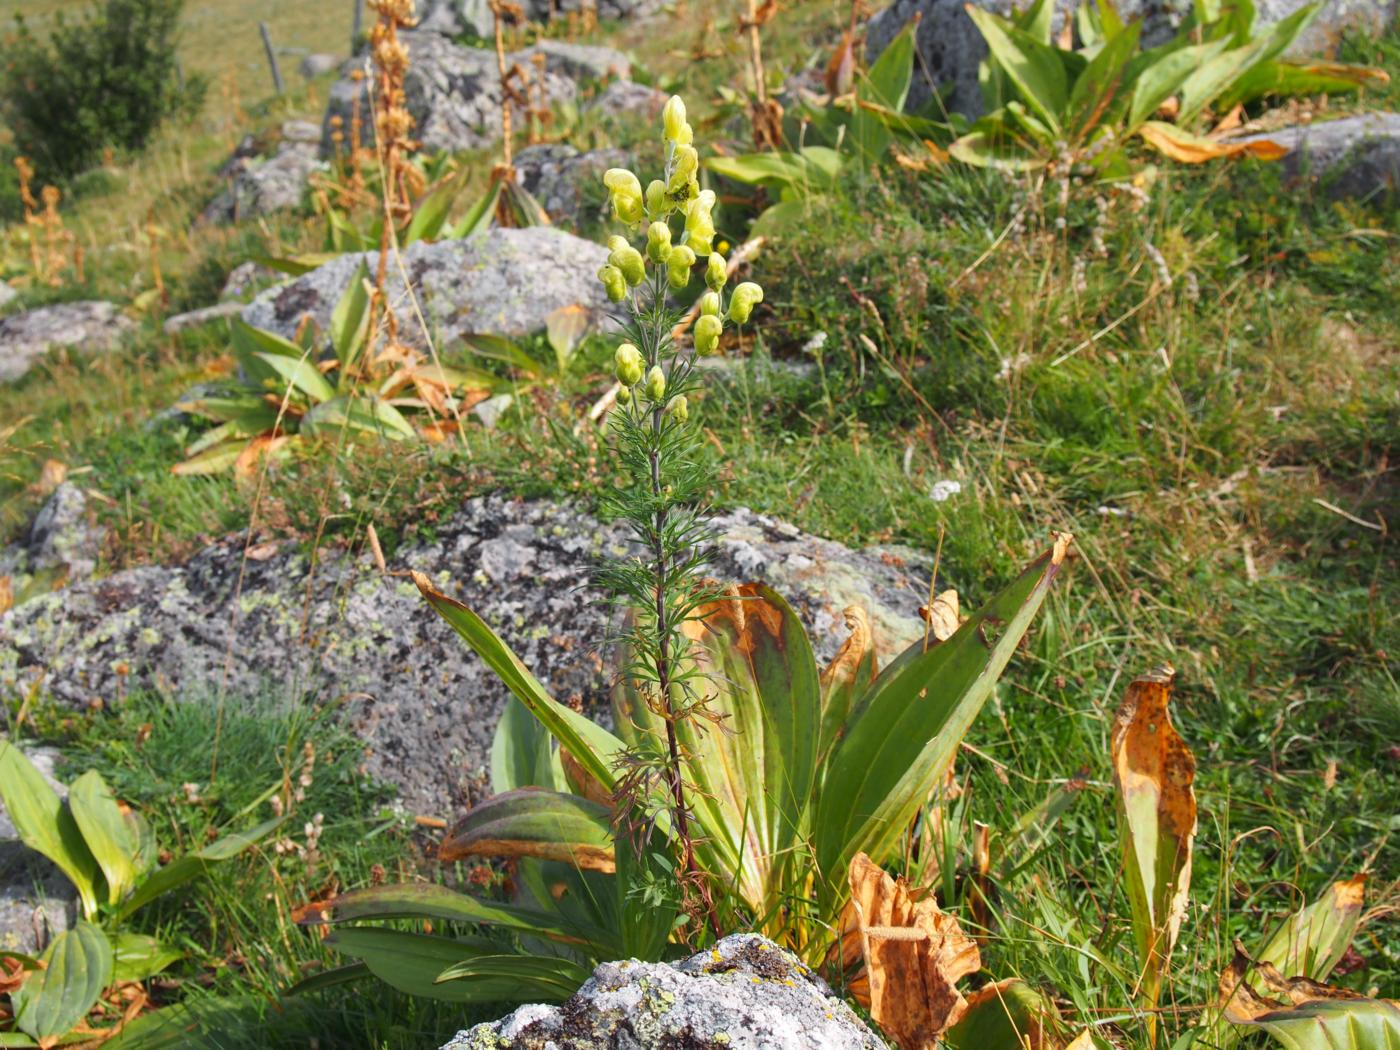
0, 742, 280, 1047
951, 0, 1388, 172
172, 264, 495, 475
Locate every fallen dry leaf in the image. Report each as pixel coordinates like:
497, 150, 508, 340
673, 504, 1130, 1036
833, 853, 981, 1050
1139, 121, 1288, 163
919, 589, 963, 644
0, 954, 29, 996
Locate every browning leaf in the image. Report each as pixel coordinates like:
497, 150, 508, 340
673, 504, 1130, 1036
1138, 121, 1289, 163
835, 852, 981, 1050
1111, 664, 1196, 1029
919, 589, 963, 644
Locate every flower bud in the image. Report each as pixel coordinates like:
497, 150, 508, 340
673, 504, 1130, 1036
603, 168, 644, 224
666, 245, 696, 289
610, 243, 646, 287
694, 313, 722, 355
727, 281, 764, 324
614, 342, 645, 387
698, 291, 721, 316
598, 264, 627, 302
662, 96, 688, 143
616, 383, 632, 405
705, 252, 727, 292
666, 394, 689, 422
645, 179, 667, 219
646, 221, 673, 263
684, 189, 716, 256
667, 145, 698, 198
645, 365, 666, 402
607, 234, 629, 253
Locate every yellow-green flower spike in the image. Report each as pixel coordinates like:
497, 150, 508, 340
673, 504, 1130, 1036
603, 168, 644, 224
699, 291, 721, 317
662, 96, 688, 144
599, 264, 627, 302
646, 221, 673, 264
666, 245, 696, 289
645, 365, 666, 402
611, 243, 646, 287
645, 180, 668, 219
614, 342, 645, 387
666, 394, 689, 422
705, 253, 726, 292
727, 281, 763, 324
684, 190, 716, 257
694, 314, 722, 355
667, 145, 699, 198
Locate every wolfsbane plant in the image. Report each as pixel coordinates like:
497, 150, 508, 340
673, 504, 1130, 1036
295, 94, 1070, 1003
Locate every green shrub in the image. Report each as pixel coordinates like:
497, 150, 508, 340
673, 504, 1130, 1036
0, 0, 207, 180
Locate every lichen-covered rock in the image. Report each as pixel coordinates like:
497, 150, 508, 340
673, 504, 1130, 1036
586, 78, 669, 117
220, 261, 278, 301
27, 483, 103, 582
201, 122, 326, 224
0, 498, 928, 814
1231, 112, 1400, 201
0, 301, 135, 384
0, 746, 78, 956
418, 0, 662, 41
319, 33, 583, 156
513, 143, 626, 229
240, 227, 612, 348
443, 934, 888, 1049
865, 0, 1396, 117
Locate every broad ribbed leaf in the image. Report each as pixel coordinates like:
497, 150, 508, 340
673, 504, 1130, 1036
447, 181, 501, 239
403, 171, 464, 245
950, 125, 1049, 171
12, 922, 113, 1043
68, 771, 141, 907
329, 263, 372, 373
415, 571, 628, 793
1215, 59, 1390, 109
434, 953, 591, 998
1261, 877, 1366, 984
115, 815, 283, 921
284, 962, 373, 996
300, 394, 415, 441
492, 698, 562, 793
1067, 20, 1141, 139
1233, 998, 1400, 1050
296, 881, 608, 947
1127, 39, 1230, 130
325, 929, 566, 1003
440, 789, 615, 872
817, 606, 878, 766
813, 536, 1069, 905
111, 932, 182, 984
253, 351, 336, 403
852, 23, 916, 163
965, 5, 1068, 132
0, 742, 100, 919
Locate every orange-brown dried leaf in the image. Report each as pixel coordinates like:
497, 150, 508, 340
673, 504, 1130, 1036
836, 852, 981, 1049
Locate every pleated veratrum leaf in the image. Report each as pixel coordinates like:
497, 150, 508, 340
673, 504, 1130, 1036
1214, 59, 1390, 110
0, 741, 100, 920
12, 921, 113, 1045
433, 953, 592, 998
414, 571, 628, 794
813, 535, 1070, 907
1232, 996, 1400, 1050
941, 977, 1065, 1050
491, 697, 563, 793
328, 263, 372, 374
67, 771, 141, 907
965, 5, 1068, 132
1127, 39, 1231, 130
324, 929, 577, 1004
439, 789, 615, 872
111, 932, 182, 984
1111, 665, 1196, 1032
1260, 877, 1366, 982
817, 606, 878, 766
295, 881, 610, 948
300, 394, 416, 441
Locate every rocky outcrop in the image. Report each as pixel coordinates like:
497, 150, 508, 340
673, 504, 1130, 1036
1232, 112, 1400, 201
0, 498, 930, 814
418, 0, 662, 42
443, 934, 888, 1049
513, 143, 626, 229
201, 121, 326, 224
0, 302, 135, 384
320, 33, 628, 156
240, 226, 613, 347
585, 78, 668, 117
865, 0, 1397, 117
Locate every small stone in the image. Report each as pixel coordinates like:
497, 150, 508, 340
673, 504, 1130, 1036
220, 261, 278, 301
163, 301, 244, 335
299, 52, 340, 78
0, 302, 135, 384
29, 482, 103, 582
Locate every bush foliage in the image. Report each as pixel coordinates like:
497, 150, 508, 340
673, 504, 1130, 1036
0, 0, 206, 180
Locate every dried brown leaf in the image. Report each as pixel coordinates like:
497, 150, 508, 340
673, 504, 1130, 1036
919, 589, 962, 643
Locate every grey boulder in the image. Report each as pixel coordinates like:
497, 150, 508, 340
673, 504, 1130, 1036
201, 122, 326, 224
240, 226, 613, 347
586, 78, 669, 117
865, 0, 1397, 117
319, 33, 613, 156
0, 301, 135, 384
0, 497, 930, 815
418, 0, 662, 40
513, 143, 626, 229
443, 934, 888, 1049
300, 52, 340, 78
1232, 112, 1400, 201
